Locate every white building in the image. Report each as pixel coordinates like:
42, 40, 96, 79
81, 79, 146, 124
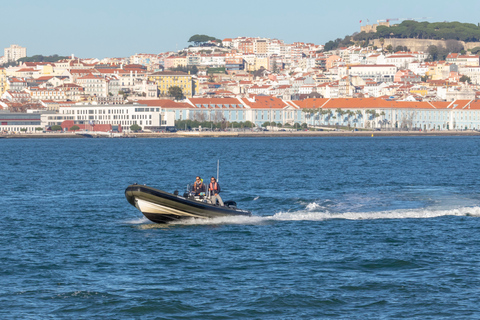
4, 45, 27, 62
349, 64, 397, 82
385, 54, 417, 69
55, 103, 174, 131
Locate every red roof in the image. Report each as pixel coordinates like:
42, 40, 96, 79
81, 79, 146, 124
240, 96, 289, 109
139, 99, 188, 108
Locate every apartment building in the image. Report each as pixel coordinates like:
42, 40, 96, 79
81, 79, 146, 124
148, 71, 195, 98
349, 65, 397, 82
4, 45, 27, 62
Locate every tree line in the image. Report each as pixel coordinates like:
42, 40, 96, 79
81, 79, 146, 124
373, 21, 480, 42
175, 119, 255, 130
18, 54, 70, 63
326, 21, 480, 51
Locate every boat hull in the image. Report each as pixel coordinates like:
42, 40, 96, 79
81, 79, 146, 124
125, 184, 251, 223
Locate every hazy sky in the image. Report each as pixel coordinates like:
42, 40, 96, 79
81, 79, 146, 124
2, 0, 480, 59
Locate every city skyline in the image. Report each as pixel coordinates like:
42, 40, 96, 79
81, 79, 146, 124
2, 0, 480, 59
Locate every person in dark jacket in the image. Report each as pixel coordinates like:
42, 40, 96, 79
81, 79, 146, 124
208, 177, 224, 206
193, 176, 205, 195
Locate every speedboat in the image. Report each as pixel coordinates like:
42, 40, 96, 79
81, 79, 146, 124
125, 184, 252, 223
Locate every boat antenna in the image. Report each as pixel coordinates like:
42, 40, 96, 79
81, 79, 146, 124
217, 159, 220, 182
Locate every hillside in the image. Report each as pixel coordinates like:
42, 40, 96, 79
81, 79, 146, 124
325, 21, 480, 51
354, 21, 480, 43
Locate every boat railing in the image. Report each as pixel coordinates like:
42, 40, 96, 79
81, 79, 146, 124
185, 183, 213, 204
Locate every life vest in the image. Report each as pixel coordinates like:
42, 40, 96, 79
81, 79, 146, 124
209, 182, 218, 192
194, 181, 203, 191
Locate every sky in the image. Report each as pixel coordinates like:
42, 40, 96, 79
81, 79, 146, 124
2, 0, 480, 59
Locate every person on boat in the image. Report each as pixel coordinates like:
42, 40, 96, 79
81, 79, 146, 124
208, 177, 224, 206
193, 176, 205, 196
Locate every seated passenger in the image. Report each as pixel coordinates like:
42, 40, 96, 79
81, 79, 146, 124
208, 177, 224, 206
193, 176, 205, 196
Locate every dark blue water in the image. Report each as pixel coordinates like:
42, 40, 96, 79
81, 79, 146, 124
2, 137, 480, 319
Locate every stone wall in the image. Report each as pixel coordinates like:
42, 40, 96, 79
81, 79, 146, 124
372, 38, 480, 52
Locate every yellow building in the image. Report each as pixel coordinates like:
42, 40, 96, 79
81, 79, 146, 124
254, 57, 269, 71
0, 68, 6, 96
41, 64, 54, 75
148, 71, 195, 98
410, 88, 429, 97
173, 56, 187, 68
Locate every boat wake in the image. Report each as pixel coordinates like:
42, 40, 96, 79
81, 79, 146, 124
169, 205, 480, 225
270, 205, 480, 221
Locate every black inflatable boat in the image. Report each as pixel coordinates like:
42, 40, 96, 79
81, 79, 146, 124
125, 184, 251, 223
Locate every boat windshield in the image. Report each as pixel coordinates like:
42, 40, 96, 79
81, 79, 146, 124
185, 183, 211, 200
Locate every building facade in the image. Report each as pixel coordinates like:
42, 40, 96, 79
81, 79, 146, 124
55, 103, 174, 131
4, 44, 27, 62
148, 71, 195, 98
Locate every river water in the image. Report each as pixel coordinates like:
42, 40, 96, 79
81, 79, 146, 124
2, 137, 480, 318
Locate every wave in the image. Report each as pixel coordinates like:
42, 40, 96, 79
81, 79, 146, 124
123, 216, 150, 224
171, 205, 480, 225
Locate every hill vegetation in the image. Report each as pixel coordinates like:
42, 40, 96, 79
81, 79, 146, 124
356, 21, 480, 42
325, 21, 480, 51
17, 54, 70, 63
188, 34, 222, 46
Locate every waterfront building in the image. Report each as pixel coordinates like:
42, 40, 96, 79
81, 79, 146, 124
55, 103, 175, 132
293, 98, 480, 131
0, 110, 41, 133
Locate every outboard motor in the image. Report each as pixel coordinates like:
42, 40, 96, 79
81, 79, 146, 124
224, 200, 237, 209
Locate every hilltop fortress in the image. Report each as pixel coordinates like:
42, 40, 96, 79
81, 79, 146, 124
372, 38, 480, 52
361, 20, 480, 51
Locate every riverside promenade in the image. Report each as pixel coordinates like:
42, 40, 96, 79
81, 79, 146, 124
2, 130, 480, 139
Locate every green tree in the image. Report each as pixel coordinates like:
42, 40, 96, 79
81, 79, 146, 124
470, 47, 480, 54
171, 65, 199, 75
272, 60, 279, 73
188, 34, 221, 46
168, 86, 185, 100
130, 124, 142, 132
379, 38, 385, 50
460, 75, 472, 83
427, 45, 440, 61
70, 125, 80, 131
35, 127, 43, 131
324, 41, 336, 51
243, 121, 254, 128
51, 125, 62, 131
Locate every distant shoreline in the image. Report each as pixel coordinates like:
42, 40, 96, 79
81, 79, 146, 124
2, 130, 480, 139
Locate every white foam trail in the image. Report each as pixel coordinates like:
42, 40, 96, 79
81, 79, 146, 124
171, 215, 267, 225
253, 196, 260, 200
305, 202, 322, 211
271, 206, 480, 221
171, 206, 480, 225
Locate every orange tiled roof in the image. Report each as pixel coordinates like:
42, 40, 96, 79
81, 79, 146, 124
240, 96, 289, 109
139, 99, 189, 108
